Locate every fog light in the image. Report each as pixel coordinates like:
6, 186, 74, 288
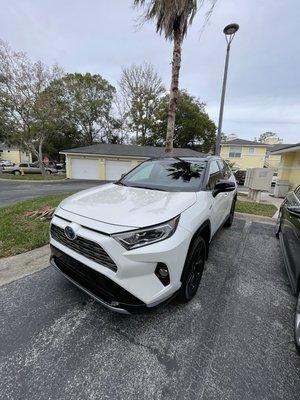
155, 263, 170, 286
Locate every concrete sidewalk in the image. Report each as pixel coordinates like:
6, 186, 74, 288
0, 245, 50, 286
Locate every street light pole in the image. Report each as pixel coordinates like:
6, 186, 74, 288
215, 23, 239, 156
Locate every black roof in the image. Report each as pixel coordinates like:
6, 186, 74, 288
270, 143, 299, 153
221, 139, 267, 147
61, 143, 204, 158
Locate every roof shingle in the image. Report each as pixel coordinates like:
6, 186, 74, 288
60, 143, 204, 158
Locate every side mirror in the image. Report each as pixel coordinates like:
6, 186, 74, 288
287, 206, 300, 217
121, 173, 126, 179
213, 180, 236, 198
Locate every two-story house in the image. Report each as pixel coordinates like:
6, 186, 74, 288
0, 143, 32, 164
220, 139, 268, 170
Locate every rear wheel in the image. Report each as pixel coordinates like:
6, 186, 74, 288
178, 236, 206, 302
45, 170, 51, 175
13, 170, 21, 175
224, 197, 236, 228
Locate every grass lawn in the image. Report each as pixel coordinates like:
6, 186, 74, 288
0, 173, 66, 181
0, 193, 72, 258
236, 199, 277, 218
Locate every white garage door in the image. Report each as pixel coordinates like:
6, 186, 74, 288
106, 160, 132, 181
71, 158, 99, 180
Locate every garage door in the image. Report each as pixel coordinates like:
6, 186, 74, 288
71, 158, 99, 180
106, 160, 132, 181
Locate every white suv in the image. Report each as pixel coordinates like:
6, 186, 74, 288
50, 156, 237, 314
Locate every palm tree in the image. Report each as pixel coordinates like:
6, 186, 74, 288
134, 0, 214, 153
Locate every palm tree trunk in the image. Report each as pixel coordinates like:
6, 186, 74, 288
165, 29, 183, 154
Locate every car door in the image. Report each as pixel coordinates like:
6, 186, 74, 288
281, 187, 300, 288
218, 160, 235, 215
19, 163, 30, 173
207, 160, 228, 234
29, 163, 41, 174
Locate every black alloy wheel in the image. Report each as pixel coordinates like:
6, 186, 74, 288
179, 236, 206, 302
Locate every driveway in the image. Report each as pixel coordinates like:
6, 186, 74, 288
0, 179, 103, 207
1, 217, 300, 400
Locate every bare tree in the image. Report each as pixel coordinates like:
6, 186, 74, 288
118, 63, 165, 144
0, 40, 62, 174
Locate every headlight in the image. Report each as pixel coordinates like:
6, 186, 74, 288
112, 215, 180, 250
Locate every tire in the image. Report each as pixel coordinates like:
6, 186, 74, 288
224, 197, 236, 228
275, 209, 282, 238
295, 290, 300, 355
45, 170, 51, 175
13, 170, 21, 175
178, 235, 207, 302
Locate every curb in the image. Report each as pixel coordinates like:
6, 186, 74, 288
0, 245, 50, 286
0, 177, 67, 183
235, 212, 276, 224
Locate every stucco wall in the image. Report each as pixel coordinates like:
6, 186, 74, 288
278, 150, 300, 189
220, 145, 267, 169
0, 150, 32, 164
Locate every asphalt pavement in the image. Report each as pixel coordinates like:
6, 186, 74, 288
1, 217, 300, 400
0, 179, 102, 207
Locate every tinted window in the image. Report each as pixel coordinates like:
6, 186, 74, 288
295, 186, 300, 201
119, 159, 207, 192
218, 160, 232, 180
19, 163, 28, 167
207, 161, 222, 190
30, 163, 38, 168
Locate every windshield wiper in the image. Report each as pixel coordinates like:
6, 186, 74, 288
114, 181, 128, 187
130, 185, 167, 192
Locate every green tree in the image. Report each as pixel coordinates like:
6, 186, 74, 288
134, 0, 216, 153
0, 40, 63, 174
146, 90, 216, 152
50, 73, 117, 145
258, 132, 281, 144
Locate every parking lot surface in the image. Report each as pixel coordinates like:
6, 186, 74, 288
0, 179, 101, 207
1, 217, 300, 399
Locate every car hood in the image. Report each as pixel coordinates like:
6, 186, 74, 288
60, 183, 197, 228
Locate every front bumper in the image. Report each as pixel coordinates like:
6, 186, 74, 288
50, 213, 191, 312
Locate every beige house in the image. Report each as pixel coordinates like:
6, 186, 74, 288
271, 143, 300, 190
220, 139, 268, 170
0, 143, 32, 164
61, 143, 202, 180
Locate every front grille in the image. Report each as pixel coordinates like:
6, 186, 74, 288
50, 224, 117, 272
51, 245, 145, 312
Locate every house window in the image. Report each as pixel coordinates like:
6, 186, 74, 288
229, 146, 242, 158
248, 147, 255, 155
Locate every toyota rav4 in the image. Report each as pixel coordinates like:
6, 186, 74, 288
50, 156, 237, 314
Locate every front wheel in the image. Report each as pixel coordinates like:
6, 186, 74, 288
178, 236, 206, 302
13, 170, 21, 175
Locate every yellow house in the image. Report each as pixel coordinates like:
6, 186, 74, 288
220, 139, 268, 170
0, 144, 32, 164
271, 143, 300, 190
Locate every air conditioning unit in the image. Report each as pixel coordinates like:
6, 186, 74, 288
245, 168, 273, 191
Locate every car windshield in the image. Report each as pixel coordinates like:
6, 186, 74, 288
117, 158, 207, 192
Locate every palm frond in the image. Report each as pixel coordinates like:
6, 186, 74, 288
134, 0, 217, 40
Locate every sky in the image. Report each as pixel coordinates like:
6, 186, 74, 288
1, 0, 300, 144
